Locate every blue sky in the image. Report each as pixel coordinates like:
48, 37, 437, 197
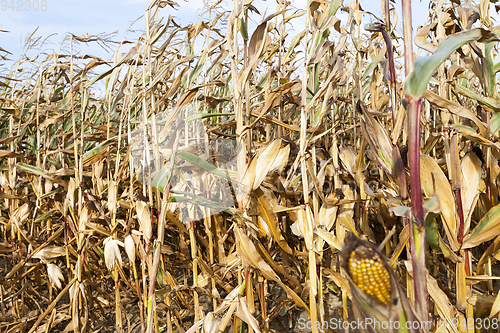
0, 0, 433, 67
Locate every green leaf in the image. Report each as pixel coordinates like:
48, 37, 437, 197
362, 45, 386, 79
279, 302, 293, 316
169, 191, 232, 212
152, 168, 171, 193
238, 17, 248, 40
425, 214, 440, 250
177, 151, 238, 183
491, 113, 500, 133
327, 0, 342, 16
34, 209, 57, 223
82, 136, 117, 160
390, 205, 411, 217
486, 42, 495, 97
17, 163, 54, 179
187, 50, 207, 87
283, 30, 307, 65
455, 84, 500, 112
423, 196, 441, 250
185, 113, 234, 122
405, 28, 499, 98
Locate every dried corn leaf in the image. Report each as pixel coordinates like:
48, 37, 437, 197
234, 227, 308, 311
252, 139, 285, 190
0, 150, 23, 158
33, 246, 65, 263
236, 296, 261, 333
463, 202, 500, 249
253, 187, 293, 254
489, 291, 500, 318
423, 89, 487, 136
420, 154, 459, 251
358, 101, 393, 175
339, 145, 357, 177
460, 152, 481, 234
426, 272, 459, 333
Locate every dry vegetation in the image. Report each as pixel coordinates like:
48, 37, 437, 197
1, 0, 500, 332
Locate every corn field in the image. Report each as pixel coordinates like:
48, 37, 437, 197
1, 0, 500, 332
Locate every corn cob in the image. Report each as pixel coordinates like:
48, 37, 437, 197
348, 245, 391, 304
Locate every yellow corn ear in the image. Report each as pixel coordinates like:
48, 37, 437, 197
348, 246, 391, 304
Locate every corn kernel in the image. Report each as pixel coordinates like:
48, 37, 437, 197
348, 246, 391, 304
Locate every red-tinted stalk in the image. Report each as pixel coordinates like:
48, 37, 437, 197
365, 22, 398, 129
402, 0, 428, 325
408, 99, 424, 225
455, 188, 465, 244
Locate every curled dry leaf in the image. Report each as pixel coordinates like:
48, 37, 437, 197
33, 246, 65, 263
124, 234, 136, 263
47, 263, 64, 289
10, 203, 30, 229
415, 23, 438, 53
66, 178, 76, 211
135, 201, 152, 241
45, 165, 56, 194
104, 237, 123, 271
341, 234, 420, 333
78, 206, 90, 232
242, 139, 290, 192
339, 145, 357, 177
253, 187, 293, 254
405, 28, 499, 98
108, 179, 118, 217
